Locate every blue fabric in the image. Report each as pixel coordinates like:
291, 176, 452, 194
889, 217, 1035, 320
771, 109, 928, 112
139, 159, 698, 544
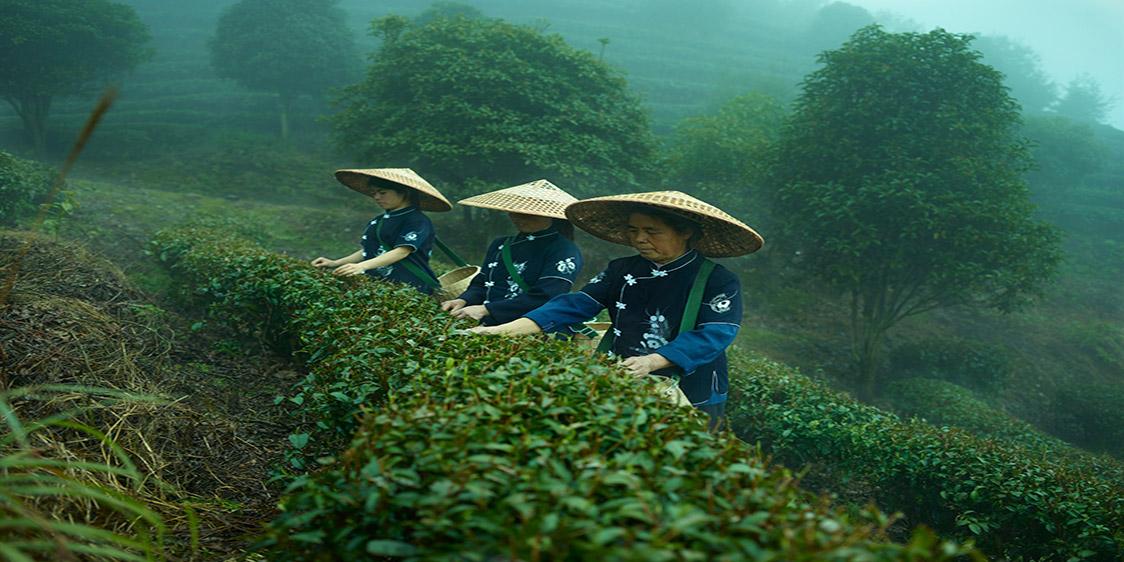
359, 206, 438, 295
458, 226, 583, 326
525, 250, 742, 406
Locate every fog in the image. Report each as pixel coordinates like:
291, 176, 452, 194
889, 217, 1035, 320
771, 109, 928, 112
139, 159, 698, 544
851, 0, 1124, 128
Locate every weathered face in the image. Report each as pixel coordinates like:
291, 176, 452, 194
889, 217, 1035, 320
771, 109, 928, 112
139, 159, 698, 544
507, 212, 553, 233
371, 187, 409, 211
626, 212, 692, 264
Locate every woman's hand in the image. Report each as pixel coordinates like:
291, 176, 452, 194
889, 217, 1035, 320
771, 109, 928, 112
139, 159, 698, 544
311, 257, 336, 268
441, 298, 467, 312
332, 263, 368, 277
467, 325, 498, 335
451, 304, 489, 321
621, 353, 672, 377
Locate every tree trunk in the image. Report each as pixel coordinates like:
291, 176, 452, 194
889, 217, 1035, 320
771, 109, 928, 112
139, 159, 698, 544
8, 95, 52, 159
279, 93, 292, 141
850, 290, 887, 400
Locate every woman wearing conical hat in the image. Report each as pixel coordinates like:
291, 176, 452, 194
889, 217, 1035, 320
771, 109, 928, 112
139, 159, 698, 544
441, 180, 585, 326
471, 191, 763, 429
311, 168, 452, 295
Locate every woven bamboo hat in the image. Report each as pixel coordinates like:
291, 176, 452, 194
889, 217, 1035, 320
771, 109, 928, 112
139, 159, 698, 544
334, 168, 453, 212
564, 191, 764, 257
457, 179, 577, 219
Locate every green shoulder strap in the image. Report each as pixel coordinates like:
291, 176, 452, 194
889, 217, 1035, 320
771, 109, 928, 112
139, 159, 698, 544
595, 258, 716, 355
434, 236, 468, 267
500, 236, 531, 292
375, 218, 440, 289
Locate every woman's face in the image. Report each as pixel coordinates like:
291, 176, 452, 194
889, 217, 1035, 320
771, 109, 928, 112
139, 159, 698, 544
371, 187, 409, 211
626, 212, 692, 264
507, 212, 553, 233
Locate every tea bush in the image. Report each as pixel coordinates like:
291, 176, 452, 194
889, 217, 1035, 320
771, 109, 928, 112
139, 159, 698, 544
729, 352, 1124, 561
152, 227, 973, 561
886, 338, 1013, 393
0, 150, 55, 224
884, 377, 1124, 482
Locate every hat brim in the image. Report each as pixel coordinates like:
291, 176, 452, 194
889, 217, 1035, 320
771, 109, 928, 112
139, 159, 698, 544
565, 197, 763, 258
335, 169, 453, 212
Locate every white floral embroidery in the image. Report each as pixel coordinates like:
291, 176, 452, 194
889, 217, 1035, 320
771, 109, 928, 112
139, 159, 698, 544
383, 213, 390, 218
488, 262, 498, 269
362, 251, 368, 258
483, 300, 490, 304
640, 311, 671, 351
615, 301, 627, 310
514, 262, 527, 274
484, 281, 495, 287
708, 292, 734, 314
651, 269, 668, 277
556, 258, 577, 274
623, 274, 636, 286
403, 231, 418, 242
361, 235, 367, 240
527, 235, 536, 241
588, 271, 606, 284
612, 328, 622, 337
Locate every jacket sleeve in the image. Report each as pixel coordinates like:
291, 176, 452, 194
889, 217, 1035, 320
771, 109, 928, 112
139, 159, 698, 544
655, 267, 742, 375
393, 213, 434, 251
523, 291, 604, 333
484, 240, 583, 320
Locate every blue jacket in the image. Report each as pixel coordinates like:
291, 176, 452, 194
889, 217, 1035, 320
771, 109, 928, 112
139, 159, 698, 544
360, 206, 438, 295
525, 250, 741, 406
459, 226, 583, 326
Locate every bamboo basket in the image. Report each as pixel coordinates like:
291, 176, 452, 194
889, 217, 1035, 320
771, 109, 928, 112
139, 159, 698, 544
434, 265, 480, 301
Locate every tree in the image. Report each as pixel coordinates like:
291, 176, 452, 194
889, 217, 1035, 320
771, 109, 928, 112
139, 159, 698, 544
333, 15, 658, 198
1021, 115, 1104, 195
0, 0, 150, 158
1053, 74, 1113, 124
209, 0, 358, 140
971, 35, 1058, 114
770, 26, 1061, 397
414, 1, 484, 25
666, 92, 785, 221
804, 2, 875, 53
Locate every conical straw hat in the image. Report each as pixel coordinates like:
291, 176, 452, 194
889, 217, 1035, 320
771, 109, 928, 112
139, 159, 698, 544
564, 191, 764, 257
457, 179, 577, 219
334, 168, 453, 212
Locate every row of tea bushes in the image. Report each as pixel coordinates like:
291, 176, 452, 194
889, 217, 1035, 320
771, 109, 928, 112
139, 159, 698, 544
152, 227, 971, 561
884, 377, 1124, 483
728, 352, 1124, 561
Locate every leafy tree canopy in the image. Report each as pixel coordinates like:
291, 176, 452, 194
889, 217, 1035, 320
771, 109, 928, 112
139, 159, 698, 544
333, 15, 659, 196
770, 25, 1061, 394
0, 0, 151, 156
209, 0, 357, 138
414, 1, 484, 25
971, 34, 1058, 114
1053, 73, 1114, 124
666, 92, 785, 223
1022, 115, 1104, 193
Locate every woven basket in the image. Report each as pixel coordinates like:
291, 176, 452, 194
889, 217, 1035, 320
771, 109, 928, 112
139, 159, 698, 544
434, 265, 480, 301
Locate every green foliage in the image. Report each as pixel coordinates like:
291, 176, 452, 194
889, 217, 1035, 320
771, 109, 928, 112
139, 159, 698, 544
151, 227, 974, 561
333, 14, 659, 197
887, 338, 1012, 393
0, 150, 55, 225
883, 377, 1124, 478
666, 92, 785, 218
1022, 115, 1105, 193
770, 26, 1062, 393
971, 35, 1058, 114
1054, 74, 1114, 125
414, 1, 484, 25
1054, 375, 1124, 459
209, 0, 357, 139
0, 0, 151, 155
728, 351, 1124, 561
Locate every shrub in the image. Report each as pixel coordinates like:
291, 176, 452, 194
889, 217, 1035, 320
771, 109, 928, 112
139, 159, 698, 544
729, 352, 1124, 561
884, 377, 1123, 481
152, 226, 973, 561
1054, 378, 1124, 458
0, 150, 55, 225
887, 338, 1013, 393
